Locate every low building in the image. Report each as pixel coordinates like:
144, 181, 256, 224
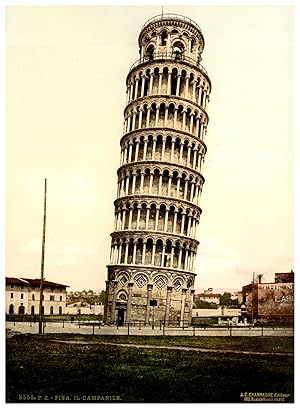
195, 288, 221, 305
242, 271, 294, 324
66, 301, 104, 316
192, 306, 241, 325
6, 277, 68, 315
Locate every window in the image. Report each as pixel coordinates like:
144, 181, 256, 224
161, 31, 167, 46
10, 293, 13, 299
50, 295, 55, 301
32, 294, 35, 300
171, 75, 177, 95
10, 285, 14, 289
146, 44, 155, 60
18, 305, 25, 315
21, 294, 24, 299
190, 38, 195, 52
172, 41, 184, 60
60, 296, 62, 301
59, 306, 62, 315
50, 306, 54, 315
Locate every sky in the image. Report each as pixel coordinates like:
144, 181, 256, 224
5, 4, 294, 292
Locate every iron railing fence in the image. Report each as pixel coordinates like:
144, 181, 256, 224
6, 319, 294, 337
129, 52, 208, 75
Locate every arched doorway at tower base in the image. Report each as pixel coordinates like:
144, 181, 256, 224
116, 304, 127, 326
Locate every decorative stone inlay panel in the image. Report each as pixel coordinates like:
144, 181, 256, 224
134, 273, 149, 288
154, 274, 168, 289
119, 272, 129, 286
117, 290, 128, 300
173, 277, 184, 291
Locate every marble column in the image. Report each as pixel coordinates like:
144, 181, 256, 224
126, 282, 134, 323
111, 280, 118, 324
145, 284, 153, 324
180, 288, 187, 327
164, 286, 173, 325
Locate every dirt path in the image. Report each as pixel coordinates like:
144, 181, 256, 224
50, 339, 293, 356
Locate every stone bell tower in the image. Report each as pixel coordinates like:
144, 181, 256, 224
104, 13, 211, 326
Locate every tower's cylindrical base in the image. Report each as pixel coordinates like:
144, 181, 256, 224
104, 265, 195, 327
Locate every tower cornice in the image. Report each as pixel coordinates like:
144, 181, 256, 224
110, 230, 200, 248
127, 56, 210, 87
114, 194, 203, 214
120, 127, 207, 154
117, 159, 205, 182
124, 94, 209, 124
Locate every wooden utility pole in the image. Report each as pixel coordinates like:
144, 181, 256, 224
38, 178, 47, 334
251, 271, 255, 324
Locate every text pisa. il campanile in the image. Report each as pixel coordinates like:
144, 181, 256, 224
104, 13, 211, 326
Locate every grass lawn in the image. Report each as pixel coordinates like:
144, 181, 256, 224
6, 334, 294, 403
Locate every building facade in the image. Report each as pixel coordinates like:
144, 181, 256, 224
6, 277, 68, 316
104, 13, 211, 326
195, 288, 221, 304
242, 271, 294, 324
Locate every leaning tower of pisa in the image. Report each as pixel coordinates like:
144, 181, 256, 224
104, 13, 211, 326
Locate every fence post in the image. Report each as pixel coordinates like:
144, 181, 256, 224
62, 320, 64, 328
163, 322, 165, 336
193, 325, 195, 337
261, 324, 263, 337
127, 322, 130, 336
14, 319, 15, 327
229, 323, 232, 337
92, 322, 95, 335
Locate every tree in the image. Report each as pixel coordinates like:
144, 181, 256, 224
220, 292, 232, 306
99, 290, 106, 304
194, 299, 218, 309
